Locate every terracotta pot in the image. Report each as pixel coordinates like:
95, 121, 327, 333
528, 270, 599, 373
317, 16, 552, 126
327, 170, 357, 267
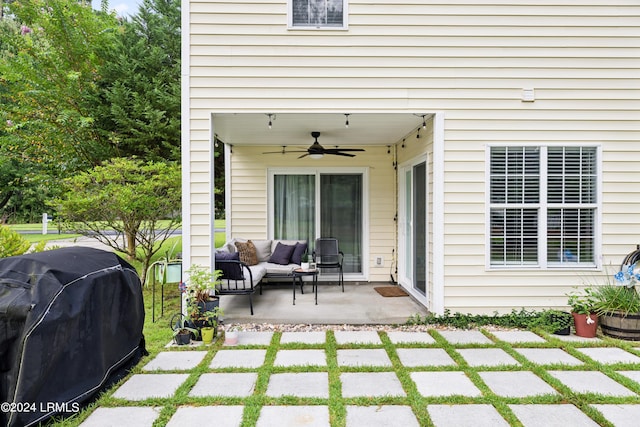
572, 312, 598, 338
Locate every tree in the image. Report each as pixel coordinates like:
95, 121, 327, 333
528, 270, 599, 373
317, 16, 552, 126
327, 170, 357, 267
90, 0, 181, 162
0, 0, 120, 168
54, 158, 181, 285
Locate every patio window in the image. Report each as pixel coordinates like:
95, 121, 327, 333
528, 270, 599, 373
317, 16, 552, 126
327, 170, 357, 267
290, 0, 347, 28
488, 145, 599, 268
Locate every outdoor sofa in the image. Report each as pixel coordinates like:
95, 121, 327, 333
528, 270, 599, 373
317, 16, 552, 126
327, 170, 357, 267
215, 238, 307, 314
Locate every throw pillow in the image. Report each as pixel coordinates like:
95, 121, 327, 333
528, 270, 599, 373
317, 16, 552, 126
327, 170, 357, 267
290, 241, 308, 265
215, 252, 243, 280
269, 242, 296, 265
235, 240, 258, 266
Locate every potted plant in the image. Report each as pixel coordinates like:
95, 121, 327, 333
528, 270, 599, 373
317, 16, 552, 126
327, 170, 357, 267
301, 252, 310, 270
534, 310, 573, 335
591, 262, 640, 340
224, 325, 241, 346
170, 313, 199, 345
567, 287, 599, 337
155, 240, 183, 284
183, 265, 224, 340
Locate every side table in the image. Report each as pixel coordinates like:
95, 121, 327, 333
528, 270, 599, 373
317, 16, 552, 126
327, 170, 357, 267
292, 268, 319, 305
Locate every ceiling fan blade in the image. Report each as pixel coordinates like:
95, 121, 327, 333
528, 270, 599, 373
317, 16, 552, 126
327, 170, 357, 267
326, 152, 356, 157
324, 148, 365, 153
298, 153, 309, 159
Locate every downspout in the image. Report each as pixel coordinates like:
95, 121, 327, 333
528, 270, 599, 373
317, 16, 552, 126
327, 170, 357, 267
180, 0, 191, 315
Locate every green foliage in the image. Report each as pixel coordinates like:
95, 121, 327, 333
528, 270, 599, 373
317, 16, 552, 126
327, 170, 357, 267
567, 287, 598, 315
90, 0, 181, 161
592, 285, 640, 316
53, 157, 181, 284
406, 308, 573, 332
1, 0, 120, 168
0, 225, 31, 258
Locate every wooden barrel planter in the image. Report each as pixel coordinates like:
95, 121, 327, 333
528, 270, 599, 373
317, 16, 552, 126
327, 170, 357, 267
600, 312, 640, 341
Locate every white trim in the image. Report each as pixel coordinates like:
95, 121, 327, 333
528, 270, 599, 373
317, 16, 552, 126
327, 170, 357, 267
287, 0, 349, 30
432, 112, 446, 315
209, 115, 216, 265
267, 167, 369, 281
224, 143, 233, 244
180, 0, 191, 270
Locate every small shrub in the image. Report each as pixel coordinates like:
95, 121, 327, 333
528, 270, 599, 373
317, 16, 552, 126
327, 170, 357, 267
0, 225, 31, 258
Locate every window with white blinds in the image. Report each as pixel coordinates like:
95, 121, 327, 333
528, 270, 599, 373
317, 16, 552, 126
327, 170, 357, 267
489, 146, 598, 268
290, 0, 346, 28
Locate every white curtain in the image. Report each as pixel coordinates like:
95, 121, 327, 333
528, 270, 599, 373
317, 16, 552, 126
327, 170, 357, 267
274, 175, 315, 245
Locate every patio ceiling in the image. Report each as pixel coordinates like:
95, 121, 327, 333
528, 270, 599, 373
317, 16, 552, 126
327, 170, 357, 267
212, 113, 431, 148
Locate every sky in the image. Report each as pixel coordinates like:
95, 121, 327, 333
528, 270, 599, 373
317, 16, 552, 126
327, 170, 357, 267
91, 0, 144, 17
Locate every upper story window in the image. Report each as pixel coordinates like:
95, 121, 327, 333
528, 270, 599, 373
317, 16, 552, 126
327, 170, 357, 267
487, 145, 599, 269
290, 0, 347, 29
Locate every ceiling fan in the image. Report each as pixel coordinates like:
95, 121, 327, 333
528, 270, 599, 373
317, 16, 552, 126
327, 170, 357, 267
263, 131, 365, 159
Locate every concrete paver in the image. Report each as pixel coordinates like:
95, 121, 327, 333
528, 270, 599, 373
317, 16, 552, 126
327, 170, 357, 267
336, 349, 392, 367
189, 373, 257, 397
427, 404, 510, 427
438, 330, 493, 344
79, 407, 162, 427
334, 330, 382, 345
235, 331, 273, 345
340, 372, 406, 397
513, 348, 583, 366
509, 404, 600, 427
456, 348, 521, 367
274, 349, 327, 367
478, 371, 558, 397
617, 370, 640, 384
411, 371, 482, 397
591, 404, 640, 427
142, 351, 207, 371
209, 349, 267, 368
266, 372, 329, 398
575, 347, 640, 364
346, 405, 420, 427
396, 348, 456, 367
386, 331, 436, 344
548, 370, 637, 396
256, 406, 330, 427
280, 331, 326, 344
165, 406, 244, 427
111, 374, 189, 400
491, 330, 546, 343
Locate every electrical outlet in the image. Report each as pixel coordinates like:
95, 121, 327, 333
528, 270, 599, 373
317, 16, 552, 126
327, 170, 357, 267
375, 256, 384, 267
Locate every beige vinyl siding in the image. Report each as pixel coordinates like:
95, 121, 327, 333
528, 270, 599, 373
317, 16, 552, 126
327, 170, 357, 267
188, 0, 640, 313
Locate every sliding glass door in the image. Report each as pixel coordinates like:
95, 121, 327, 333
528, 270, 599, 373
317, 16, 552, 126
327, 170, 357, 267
271, 170, 364, 275
399, 158, 428, 299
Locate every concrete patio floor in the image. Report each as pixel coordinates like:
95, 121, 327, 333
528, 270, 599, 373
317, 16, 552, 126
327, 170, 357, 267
218, 281, 429, 325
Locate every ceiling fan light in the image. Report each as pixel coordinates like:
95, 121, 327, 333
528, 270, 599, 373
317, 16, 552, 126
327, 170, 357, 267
309, 153, 324, 159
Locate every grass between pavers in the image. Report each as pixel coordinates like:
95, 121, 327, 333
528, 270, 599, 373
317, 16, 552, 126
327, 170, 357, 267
54, 325, 640, 427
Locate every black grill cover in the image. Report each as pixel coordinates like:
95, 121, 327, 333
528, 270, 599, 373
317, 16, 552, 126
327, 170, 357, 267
0, 247, 146, 427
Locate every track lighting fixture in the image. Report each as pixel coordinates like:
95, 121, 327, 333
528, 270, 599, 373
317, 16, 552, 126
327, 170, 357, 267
344, 114, 350, 128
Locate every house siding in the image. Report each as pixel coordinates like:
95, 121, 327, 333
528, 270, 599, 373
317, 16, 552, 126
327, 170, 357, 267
186, 0, 640, 313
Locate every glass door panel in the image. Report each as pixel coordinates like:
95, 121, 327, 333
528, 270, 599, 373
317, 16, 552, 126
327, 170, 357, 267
413, 162, 427, 295
273, 174, 315, 246
320, 174, 362, 273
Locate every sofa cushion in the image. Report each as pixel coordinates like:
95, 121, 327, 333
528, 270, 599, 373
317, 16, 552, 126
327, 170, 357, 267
291, 242, 308, 265
252, 239, 273, 262
262, 262, 297, 276
269, 242, 296, 265
248, 265, 267, 286
215, 252, 243, 280
235, 240, 258, 266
